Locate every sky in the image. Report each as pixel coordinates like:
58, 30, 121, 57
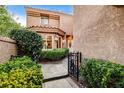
7, 5, 73, 27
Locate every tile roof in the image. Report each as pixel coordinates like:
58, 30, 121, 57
28, 25, 66, 36
29, 25, 58, 29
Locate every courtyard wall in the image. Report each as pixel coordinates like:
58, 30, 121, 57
0, 37, 17, 63
73, 5, 124, 64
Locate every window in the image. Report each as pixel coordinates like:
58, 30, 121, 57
42, 35, 52, 49
47, 36, 52, 49
58, 37, 61, 48
41, 16, 49, 25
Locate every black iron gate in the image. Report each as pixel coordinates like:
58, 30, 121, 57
68, 52, 81, 81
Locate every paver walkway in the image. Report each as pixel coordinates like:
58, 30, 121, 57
40, 58, 79, 88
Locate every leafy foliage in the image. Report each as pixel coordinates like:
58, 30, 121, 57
80, 58, 124, 88
0, 6, 21, 36
40, 48, 69, 61
10, 29, 43, 62
0, 56, 43, 88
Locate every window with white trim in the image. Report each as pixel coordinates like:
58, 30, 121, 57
43, 35, 52, 49
41, 16, 49, 25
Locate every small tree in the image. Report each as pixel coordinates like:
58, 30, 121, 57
10, 29, 43, 62
0, 6, 21, 36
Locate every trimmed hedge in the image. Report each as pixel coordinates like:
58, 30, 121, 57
40, 48, 69, 61
9, 29, 43, 62
0, 56, 43, 88
80, 58, 124, 88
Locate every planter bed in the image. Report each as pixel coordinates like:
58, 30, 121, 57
40, 48, 69, 61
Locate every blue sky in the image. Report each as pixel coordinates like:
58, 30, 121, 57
7, 5, 73, 26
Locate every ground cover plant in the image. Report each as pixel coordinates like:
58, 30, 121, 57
10, 29, 43, 62
40, 48, 69, 61
80, 58, 124, 88
0, 56, 43, 88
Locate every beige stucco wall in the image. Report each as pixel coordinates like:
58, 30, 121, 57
59, 15, 73, 35
27, 15, 59, 28
73, 5, 124, 64
0, 37, 17, 63
27, 16, 41, 26
49, 18, 59, 28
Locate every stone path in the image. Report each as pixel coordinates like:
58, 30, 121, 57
39, 58, 79, 88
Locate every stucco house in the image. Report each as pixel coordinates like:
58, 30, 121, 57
72, 5, 124, 64
26, 7, 73, 49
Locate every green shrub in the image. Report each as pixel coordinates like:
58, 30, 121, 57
80, 58, 124, 88
9, 29, 43, 62
40, 48, 69, 61
0, 56, 43, 88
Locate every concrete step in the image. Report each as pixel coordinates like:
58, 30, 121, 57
43, 77, 79, 88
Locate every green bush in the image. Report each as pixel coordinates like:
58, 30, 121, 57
40, 48, 69, 61
0, 56, 43, 88
80, 58, 124, 88
10, 29, 43, 62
